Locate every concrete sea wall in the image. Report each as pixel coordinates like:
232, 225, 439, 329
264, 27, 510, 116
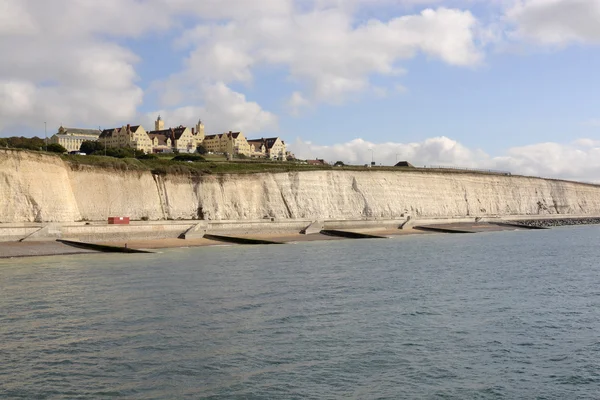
2, 149, 600, 224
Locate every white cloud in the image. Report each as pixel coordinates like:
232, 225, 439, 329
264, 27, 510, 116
289, 136, 600, 182
287, 91, 312, 116
142, 82, 277, 134
506, 0, 600, 45
582, 119, 600, 127
161, 5, 484, 108
0, 0, 37, 36
0, 0, 154, 132
0, 0, 488, 134
291, 136, 488, 166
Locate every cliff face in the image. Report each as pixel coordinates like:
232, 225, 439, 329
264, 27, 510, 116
2, 149, 600, 223
0, 151, 81, 222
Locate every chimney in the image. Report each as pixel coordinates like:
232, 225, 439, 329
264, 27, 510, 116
126, 124, 130, 131
192, 127, 195, 135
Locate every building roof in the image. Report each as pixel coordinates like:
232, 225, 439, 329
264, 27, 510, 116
54, 134, 100, 141
205, 132, 242, 141
247, 139, 265, 147
147, 126, 189, 141
99, 128, 119, 139
394, 161, 414, 168
58, 126, 101, 136
148, 133, 171, 146
264, 137, 280, 149
247, 137, 283, 150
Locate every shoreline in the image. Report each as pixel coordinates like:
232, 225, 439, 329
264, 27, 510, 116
0, 228, 432, 259
2, 217, 600, 259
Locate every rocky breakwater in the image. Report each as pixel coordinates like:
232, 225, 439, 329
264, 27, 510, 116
4, 149, 600, 223
514, 218, 600, 228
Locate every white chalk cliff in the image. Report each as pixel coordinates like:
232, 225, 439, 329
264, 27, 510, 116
2, 149, 600, 223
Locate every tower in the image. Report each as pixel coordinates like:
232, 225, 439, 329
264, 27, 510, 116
195, 119, 205, 142
155, 115, 164, 131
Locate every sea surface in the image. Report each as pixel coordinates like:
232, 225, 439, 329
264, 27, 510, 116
1, 227, 600, 399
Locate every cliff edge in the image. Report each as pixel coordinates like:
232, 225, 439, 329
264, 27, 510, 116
2, 149, 600, 223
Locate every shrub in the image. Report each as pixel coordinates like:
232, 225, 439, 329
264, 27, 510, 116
138, 153, 158, 160
104, 147, 135, 158
1, 136, 46, 150
47, 143, 68, 153
80, 140, 105, 155
196, 144, 208, 155
172, 154, 205, 162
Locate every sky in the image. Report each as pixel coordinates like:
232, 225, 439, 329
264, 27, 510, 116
2, 0, 600, 181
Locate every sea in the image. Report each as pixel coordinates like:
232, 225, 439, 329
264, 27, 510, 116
1, 226, 600, 399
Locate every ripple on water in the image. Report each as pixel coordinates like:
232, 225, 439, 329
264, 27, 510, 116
2, 227, 600, 398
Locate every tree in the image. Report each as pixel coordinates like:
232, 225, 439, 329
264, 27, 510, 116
334, 161, 345, 167
46, 143, 67, 153
1, 136, 45, 150
80, 140, 105, 155
196, 144, 208, 155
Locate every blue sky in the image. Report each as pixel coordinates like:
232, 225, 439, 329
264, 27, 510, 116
2, 0, 600, 180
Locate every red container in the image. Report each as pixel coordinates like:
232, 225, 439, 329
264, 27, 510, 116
108, 216, 130, 225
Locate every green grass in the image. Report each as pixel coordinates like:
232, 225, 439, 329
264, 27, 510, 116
60, 153, 525, 177
2, 147, 574, 181
61, 154, 341, 175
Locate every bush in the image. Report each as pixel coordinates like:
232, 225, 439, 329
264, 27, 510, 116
334, 161, 345, 166
1, 136, 46, 151
47, 143, 67, 153
104, 147, 136, 158
80, 140, 105, 155
172, 154, 205, 162
138, 153, 158, 160
196, 144, 208, 155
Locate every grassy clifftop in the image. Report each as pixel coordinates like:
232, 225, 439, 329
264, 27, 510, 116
62, 154, 339, 175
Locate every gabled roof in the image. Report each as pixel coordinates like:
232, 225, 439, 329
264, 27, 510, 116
148, 133, 170, 146
147, 126, 189, 141
247, 139, 265, 147
247, 137, 283, 150
99, 128, 119, 139
263, 137, 280, 149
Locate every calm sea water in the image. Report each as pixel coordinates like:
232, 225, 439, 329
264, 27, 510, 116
2, 227, 600, 399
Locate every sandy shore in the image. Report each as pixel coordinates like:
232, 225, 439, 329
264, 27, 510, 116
100, 228, 433, 250
0, 241, 96, 259
0, 223, 525, 259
